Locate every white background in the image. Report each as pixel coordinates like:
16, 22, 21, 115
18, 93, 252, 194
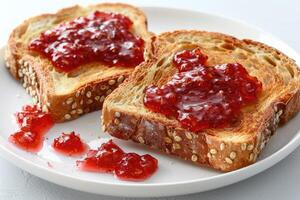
0, 0, 300, 199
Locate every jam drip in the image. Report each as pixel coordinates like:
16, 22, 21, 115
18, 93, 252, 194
29, 11, 145, 72
9, 105, 54, 152
144, 48, 262, 132
77, 140, 158, 181
52, 132, 87, 156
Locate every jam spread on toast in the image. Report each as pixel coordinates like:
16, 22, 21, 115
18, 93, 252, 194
144, 48, 262, 132
29, 11, 145, 72
77, 140, 158, 181
52, 131, 87, 156
9, 105, 54, 152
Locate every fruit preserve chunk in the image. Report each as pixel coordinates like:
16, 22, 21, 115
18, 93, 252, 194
9, 105, 54, 152
76, 139, 124, 172
77, 140, 158, 181
9, 130, 43, 152
15, 105, 54, 135
29, 11, 145, 72
115, 153, 158, 181
52, 132, 87, 156
144, 48, 262, 132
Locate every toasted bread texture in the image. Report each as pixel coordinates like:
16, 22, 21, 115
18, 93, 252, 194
102, 30, 300, 172
5, 3, 153, 122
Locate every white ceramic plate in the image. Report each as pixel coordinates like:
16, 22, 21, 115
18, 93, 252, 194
0, 6, 300, 198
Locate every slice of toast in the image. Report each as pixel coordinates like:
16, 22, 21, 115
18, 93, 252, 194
102, 30, 300, 172
5, 3, 153, 122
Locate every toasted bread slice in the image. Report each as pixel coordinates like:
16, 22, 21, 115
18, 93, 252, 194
5, 3, 153, 122
102, 30, 300, 172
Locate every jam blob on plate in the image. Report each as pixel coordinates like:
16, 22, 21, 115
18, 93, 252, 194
52, 131, 87, 156
9, 105, 54, 152
77, 140, 158, 181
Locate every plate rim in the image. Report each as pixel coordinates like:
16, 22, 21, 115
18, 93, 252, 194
0, 5, 300, 197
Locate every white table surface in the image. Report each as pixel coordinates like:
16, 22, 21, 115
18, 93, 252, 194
1, 0, 300, 199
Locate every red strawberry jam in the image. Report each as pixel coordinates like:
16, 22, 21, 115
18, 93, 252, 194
144, 48, 262, 132
52, 132, 87, 156
76, 140, 124, 173
115, 153, 158, 181
77, 140, 158, 181
9, 131, 43, 152
9, 105, 54, 152
29, 11, 145, 72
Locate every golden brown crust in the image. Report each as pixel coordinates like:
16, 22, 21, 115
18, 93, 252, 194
103, 102, 285, 171
242, 38, 300, 123
102, 30, 300, 172
5, 3, 153, 122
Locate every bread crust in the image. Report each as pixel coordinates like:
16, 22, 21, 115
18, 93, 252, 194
102, 30, 300, 172
5, 3, 154, 122
103, 102, 284, 171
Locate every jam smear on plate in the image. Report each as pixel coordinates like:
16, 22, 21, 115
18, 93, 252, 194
77, 140, 158, 181
144, 48, 262, 132
29, 11, 145, 72
52, 131, 87, 156
9, 105, 54, 152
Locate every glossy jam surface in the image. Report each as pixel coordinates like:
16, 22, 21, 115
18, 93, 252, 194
29, 11, 145, 72
144, 48, 262, 132
115, 153, 158, 181
76, 139, 124, 172
77, 140, 158, 181
9, 105, 54, 152
52, 132, 87, 156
